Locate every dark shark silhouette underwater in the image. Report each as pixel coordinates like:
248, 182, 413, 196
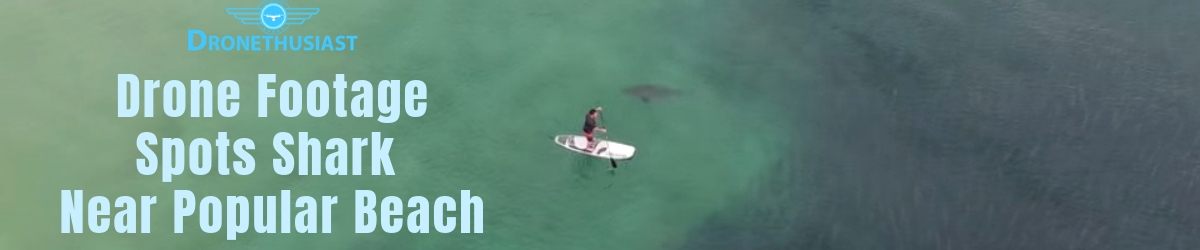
621, 84, 681, 103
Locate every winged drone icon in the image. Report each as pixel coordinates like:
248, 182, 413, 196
225, 1, 320, 35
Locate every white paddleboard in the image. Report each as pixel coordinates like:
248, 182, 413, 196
554, 135, 636, 160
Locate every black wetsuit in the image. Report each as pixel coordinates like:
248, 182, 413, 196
582, 115, 597, 136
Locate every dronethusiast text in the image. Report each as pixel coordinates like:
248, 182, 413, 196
187, 0, 359, 51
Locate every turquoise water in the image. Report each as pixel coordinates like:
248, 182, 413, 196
0, 0, 792, 249
13, 0, 1200, 249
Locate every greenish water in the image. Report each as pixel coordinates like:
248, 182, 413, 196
14, 0, 1200, 249
0, 0, 790, 249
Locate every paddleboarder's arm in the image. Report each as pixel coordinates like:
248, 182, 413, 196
592, 107, 605, 132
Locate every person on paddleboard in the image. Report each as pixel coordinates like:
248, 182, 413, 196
583, 107, 607, 151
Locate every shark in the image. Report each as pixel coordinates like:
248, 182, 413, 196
621, 84, 682, 103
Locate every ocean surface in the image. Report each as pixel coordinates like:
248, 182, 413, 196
2, 0, 1198, 249
683, 0, 1200, 249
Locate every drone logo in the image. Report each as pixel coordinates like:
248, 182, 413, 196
226, 0, 319, 35
189, 0, 355, 51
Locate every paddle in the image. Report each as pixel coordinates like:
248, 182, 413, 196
598, 112, 618, 169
